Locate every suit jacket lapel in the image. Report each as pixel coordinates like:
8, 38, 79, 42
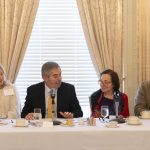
40, 82, 46, 117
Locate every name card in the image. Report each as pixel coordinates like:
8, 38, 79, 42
43, 121, 53, 128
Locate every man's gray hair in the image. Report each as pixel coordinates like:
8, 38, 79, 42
41, 61, 60, 76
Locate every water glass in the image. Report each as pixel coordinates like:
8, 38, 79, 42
8, 111, 17, 119
33, 108, 42, 120
101, 105, 109, 122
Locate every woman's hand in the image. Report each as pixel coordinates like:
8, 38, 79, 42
93, 110, 102, 118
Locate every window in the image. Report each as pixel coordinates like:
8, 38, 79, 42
16, 0, 99, 117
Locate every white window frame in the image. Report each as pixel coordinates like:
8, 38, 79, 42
16, 0, 99, 118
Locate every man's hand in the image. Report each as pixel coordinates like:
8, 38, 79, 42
25, 113, 34, 120
59, 112, 73, 118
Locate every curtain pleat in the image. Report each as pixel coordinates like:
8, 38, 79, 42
0, 0, 39, 83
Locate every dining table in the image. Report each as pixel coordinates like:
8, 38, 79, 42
0, 118, 150, 150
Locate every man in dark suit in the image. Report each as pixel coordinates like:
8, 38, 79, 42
21, 61, 83, 120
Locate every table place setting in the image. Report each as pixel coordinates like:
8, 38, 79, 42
0, 116, 148, 129
28, 119, 66, 127
59, 118, 87, 127
12, 118, 86, 128
29, 118, 77, 127
29, 119, 61, 127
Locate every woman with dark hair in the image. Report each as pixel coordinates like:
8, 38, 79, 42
90, 69, 129, 118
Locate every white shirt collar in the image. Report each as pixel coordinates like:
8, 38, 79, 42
45, 83, 51, 94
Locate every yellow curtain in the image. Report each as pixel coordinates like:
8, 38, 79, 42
137, 0, 150, 82
0, 0, 39, 83
77, 0, 150, 115
123, 0, 150, 114
76, 0, 123, 81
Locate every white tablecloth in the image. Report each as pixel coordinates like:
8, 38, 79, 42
0, 118, 150, 150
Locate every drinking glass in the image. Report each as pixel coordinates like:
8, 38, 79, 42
33, 108, 42, 120
101, 105, 109, 122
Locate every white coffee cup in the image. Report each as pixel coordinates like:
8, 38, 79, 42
16, 118, 26, 126
127, 116, 140, 124
141, 111, 150, 119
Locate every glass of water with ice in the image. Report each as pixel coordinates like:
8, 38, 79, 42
33, 108, 42, 120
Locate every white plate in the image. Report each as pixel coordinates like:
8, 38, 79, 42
13, 123, 28, 127
29, 120, 41, 123
0, 122, 8, 126
126, 122, 142, 125
61, 124, 75, 127
105, 124, 119, 128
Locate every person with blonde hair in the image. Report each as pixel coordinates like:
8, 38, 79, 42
0, 64, 19, 118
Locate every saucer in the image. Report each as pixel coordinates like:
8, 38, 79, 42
13, 124, 28, 127
61, 124, 75, 127
105, 124, 119, 128
13, 123, 28, 127
139, 116, 150, 119
0, 116, 7, 119
0, 122, 8, 126
126, 122, 142, 125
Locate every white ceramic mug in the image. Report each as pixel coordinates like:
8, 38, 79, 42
141, 111, 150, 119
16, 118, 26, 126
127, 116, 140, 124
